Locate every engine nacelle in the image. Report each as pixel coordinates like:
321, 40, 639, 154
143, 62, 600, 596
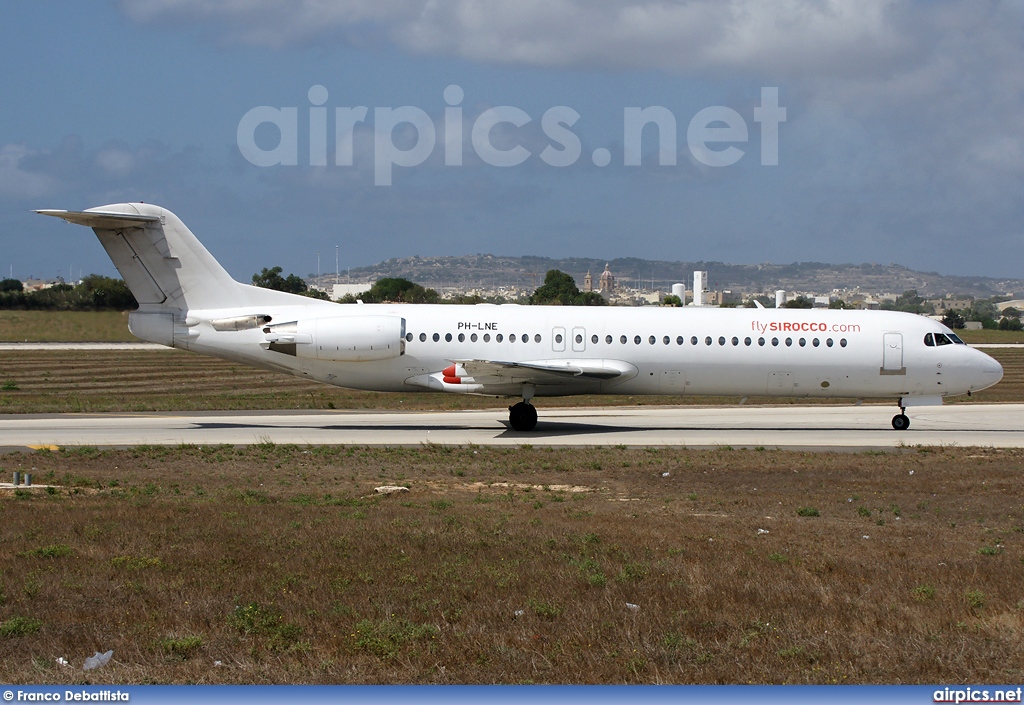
298, 315, 405, 362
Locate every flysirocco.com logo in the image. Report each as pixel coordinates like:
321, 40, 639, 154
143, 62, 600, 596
237, 85, 785, 185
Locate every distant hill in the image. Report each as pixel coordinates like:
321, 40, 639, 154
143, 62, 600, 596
311, 255, 1024, 299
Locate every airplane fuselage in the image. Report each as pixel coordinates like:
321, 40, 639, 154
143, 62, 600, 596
37, 203, 1003, 433
161, 300, 1001, 402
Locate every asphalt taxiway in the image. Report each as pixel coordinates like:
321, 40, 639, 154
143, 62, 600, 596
1, 403, 1022, 449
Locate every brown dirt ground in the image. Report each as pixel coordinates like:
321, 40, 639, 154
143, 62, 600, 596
0, 445, 1021, 684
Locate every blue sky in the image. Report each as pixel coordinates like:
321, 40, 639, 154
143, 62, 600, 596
2, 1, 1022, 283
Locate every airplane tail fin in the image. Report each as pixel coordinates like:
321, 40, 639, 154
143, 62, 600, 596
35, 203, 299, 311
36, 203, 307, 345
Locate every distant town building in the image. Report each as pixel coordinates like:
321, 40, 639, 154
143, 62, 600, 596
332, 283, 372, 299
583, 270, 593, 292
599, 264, 615, 293
693, 271, 708, 306
928, 297, 973, 313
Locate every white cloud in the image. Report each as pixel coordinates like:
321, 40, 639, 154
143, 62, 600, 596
95, 148, 136, 177
112, 0, 1024, 275
0, 144, 58, 200
121, 0, 908, 76
119, 0, 1024, 181
0, 138, 211, 205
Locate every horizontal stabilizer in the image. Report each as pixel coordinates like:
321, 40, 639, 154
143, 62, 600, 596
34, 209, 161, 230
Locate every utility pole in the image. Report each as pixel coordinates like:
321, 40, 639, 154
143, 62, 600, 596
335, 246, 339, 284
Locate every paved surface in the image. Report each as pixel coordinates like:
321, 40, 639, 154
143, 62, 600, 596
1, 342, 1021, 351
1, 404, 1022, 449
0, 342, 172, 351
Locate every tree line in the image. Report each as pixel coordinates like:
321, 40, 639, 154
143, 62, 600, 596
7, 269, 1019, 329
0, 276, 136, 311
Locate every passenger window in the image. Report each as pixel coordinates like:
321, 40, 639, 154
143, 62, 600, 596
471, 333, 478, 342
523, 334, 529, 344
606, 335, 613, 344
406, 333, 413, 342
621, 335, 628, 344
576, 334, 583, 344
445, 333, 452, 342
744, 337, 751, 346
758, 337, 765, 346
705, 336, 713, 346
555, 333, 562, 344
483, 334, 491, 342
772, 337, 779, 346
826, 338, 833, 347
785, 337, 792, 347
677, 336, 684, 345
732, 337, 739, 346
840, 338, 847, 347
534, 334, 541, 343
432, 333, 440, 342
691, 336, 698, 345
799, 338, 806, 347
419, 333, 427, 342
496, 334, 503, 342
592, 334, 599, 344
663, 336, 670, 345
717, 336, 725, 346
509, 334, 516, 342
812, 338, 819, 347
924, 333, 935, 347
458, 333, 465, 342
649, 335, 656, 345
635, 335, 642, 345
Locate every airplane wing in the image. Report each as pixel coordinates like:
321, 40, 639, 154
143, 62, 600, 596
455, 359, 626, 383
406, 358, 638, 394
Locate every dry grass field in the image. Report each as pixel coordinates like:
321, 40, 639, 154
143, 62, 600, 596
0, 311, 135, 343
0, 347, 1022, 413
0, 445, 1021, 684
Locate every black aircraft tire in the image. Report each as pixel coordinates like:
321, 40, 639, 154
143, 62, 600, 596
509, 402, 538, 432
891, 414, 910, 431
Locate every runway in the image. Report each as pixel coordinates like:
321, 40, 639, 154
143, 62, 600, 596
2, 403, 1022, 449
1, 342, 1019, 351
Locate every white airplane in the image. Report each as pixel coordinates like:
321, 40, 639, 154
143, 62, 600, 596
37, 203, 1003, 432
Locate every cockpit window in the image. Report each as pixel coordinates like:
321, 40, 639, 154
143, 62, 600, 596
935, 333, 953, 345
948, 333, 965, 344
924, 333, 935, 347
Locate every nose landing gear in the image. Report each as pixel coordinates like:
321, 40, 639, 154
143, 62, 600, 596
892, 402, 910, 431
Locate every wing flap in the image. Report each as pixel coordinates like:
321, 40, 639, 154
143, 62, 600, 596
454, 358, 636, 385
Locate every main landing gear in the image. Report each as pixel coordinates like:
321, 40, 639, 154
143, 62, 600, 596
509, 402, 538, 432
508, 383, 538, 432
892, 403, 910, 431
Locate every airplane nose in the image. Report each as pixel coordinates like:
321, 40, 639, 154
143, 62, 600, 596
973, 351, 1003, 391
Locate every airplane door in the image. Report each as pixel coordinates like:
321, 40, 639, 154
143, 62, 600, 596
881, 333, 905, 374
572, 327, 586, 352
552, 327, 566, 352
